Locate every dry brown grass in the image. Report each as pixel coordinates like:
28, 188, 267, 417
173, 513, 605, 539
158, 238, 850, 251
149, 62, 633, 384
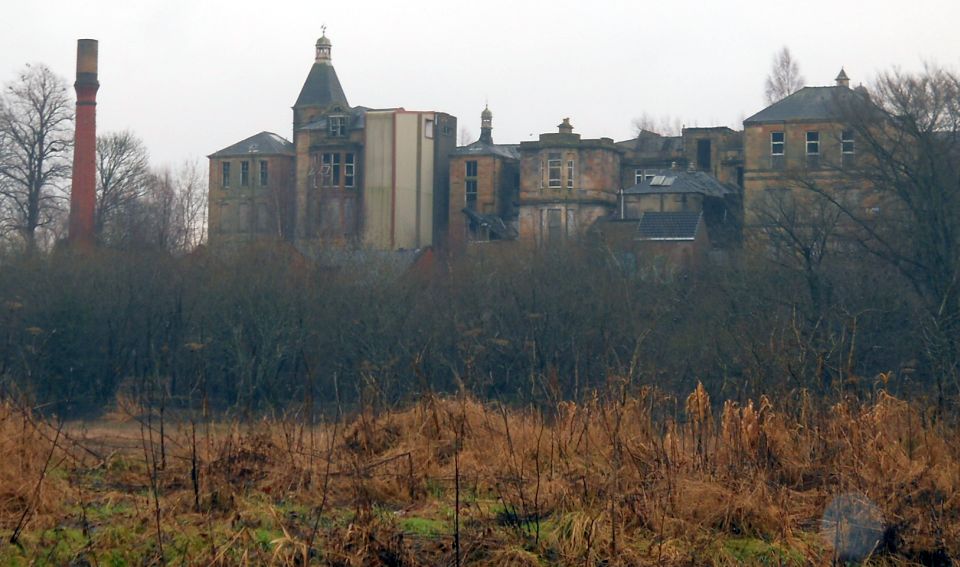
0, 386, 957, 565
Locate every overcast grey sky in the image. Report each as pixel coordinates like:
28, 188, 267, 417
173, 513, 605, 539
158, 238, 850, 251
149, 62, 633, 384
2, 0, 958, 167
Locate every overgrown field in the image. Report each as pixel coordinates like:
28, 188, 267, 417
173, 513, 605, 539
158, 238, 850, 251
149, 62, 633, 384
0, 384, 957, 566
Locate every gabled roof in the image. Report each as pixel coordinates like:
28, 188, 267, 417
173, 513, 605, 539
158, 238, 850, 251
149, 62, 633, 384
636, 211, 702, 241
294, 63, 349, 109
623, 170, 736, 198
744, 86, 864, 124
453, 140, 520, 160
209, 131, 294, 158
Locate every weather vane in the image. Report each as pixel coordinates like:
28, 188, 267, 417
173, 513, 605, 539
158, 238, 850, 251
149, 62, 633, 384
321, 24, 327, 36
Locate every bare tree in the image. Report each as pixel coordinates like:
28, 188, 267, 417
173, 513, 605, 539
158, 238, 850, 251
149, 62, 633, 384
764, 47, 806, 105
142, 160, 207, 253
631, 113, 683, 137
96, 130, 150, 243
800, 65, 960, 402
458, 126, 473, 146
0, 65, 73, 252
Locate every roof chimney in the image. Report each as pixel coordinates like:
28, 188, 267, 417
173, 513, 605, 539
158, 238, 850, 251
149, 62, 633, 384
69, 39, 99, 249
558, 117, 574, 134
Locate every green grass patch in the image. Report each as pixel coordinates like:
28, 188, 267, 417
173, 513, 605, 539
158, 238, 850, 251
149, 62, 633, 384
722, 537, 805, 566
399, 516, 447, 537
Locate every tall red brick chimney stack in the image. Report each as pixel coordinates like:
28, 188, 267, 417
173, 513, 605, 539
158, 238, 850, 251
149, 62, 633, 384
68, 39, 99, 248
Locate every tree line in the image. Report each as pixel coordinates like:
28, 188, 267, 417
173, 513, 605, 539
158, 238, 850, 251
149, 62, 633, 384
0, 60, 957, 417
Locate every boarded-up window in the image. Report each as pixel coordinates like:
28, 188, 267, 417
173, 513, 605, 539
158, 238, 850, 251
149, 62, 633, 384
547, 208, 563, 244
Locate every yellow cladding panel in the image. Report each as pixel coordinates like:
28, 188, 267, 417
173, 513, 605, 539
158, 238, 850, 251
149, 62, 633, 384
363, 112, 395, 249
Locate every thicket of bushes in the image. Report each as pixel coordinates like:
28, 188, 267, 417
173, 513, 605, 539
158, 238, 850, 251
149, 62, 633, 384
0, 240, 938, 417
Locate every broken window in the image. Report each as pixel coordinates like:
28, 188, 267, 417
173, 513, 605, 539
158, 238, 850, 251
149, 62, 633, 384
321, 153, 342, 187
240, 161, 249, 186
222, 162, 231, 188
547, 208, 563, 244
547, 153, 562, 188
345, 153, 355, 187
329, 116, 346, 137
259, 160, 268, 186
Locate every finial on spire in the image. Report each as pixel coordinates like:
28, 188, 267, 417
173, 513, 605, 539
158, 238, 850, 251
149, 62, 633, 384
321, 24, 327, 36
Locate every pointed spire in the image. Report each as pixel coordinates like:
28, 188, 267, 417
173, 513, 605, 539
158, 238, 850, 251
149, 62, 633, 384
836, 67, 850, 88
479, 104, 493, 144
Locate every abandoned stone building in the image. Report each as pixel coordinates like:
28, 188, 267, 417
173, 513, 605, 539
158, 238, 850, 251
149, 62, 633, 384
742, 69, 868, 224
208, 32, 863, 266
208, 32, 457, 251
449, 111, 744, 263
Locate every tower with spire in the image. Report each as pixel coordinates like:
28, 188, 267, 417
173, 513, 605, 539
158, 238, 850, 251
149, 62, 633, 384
480, 105, 493, 144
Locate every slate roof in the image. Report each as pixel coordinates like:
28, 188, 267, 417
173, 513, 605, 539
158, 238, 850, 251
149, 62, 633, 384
453, 140, 520, 160
635, 211, 702, 241
209, 131, 294, 158
294, 63, 349, 109
623, 170, 736, 198
300, 106, 369, 132
744, 86, 864, 124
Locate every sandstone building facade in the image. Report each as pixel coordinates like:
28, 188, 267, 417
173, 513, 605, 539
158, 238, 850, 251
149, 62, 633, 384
742, 70, 865, 223
208, 33, 864, 265
208, 33, 456, 251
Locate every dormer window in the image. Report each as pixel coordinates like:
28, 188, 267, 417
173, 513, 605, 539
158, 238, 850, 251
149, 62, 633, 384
329, 116, 346, 137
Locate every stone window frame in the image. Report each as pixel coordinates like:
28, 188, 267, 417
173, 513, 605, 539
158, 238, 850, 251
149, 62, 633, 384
465, 160, 478, 178
547, 153, 562, 188
566, 158, 575, 189
806, 131, 820, 155
222, 162, 231, 188
240, 161, 250, 186
259, 160, 268, 186
841, 129, 855, 155
771, 131, 785, 156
